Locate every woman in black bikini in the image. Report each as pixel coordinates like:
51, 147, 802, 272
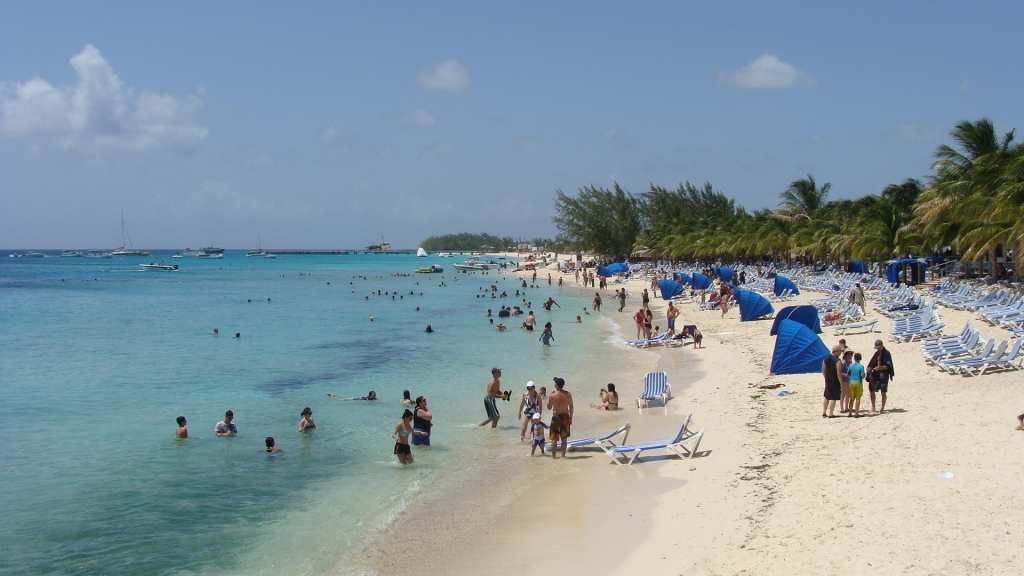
591, 383, 619, 410
393, 410, 414, 465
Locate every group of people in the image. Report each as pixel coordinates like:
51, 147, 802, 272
477, 368, 580, 458
822, 338, 894, 418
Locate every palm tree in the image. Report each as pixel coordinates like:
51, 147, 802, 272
775, 174, 831, 221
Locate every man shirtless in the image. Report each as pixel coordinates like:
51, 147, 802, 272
479, 367, 510, 428
546, 377, 574, 459
666, 301, 679, 337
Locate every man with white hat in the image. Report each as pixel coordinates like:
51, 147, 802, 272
518, 381, 541, 442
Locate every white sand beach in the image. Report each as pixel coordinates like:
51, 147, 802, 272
361, 271, 1024, 575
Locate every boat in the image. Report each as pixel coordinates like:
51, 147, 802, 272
247, 234, 267, 257
366, 235, 391, 252
9, 252, 46, 258
417, 247, 428, 257
110, 212, 150, 256
85, 250, 112, 259
196, 252, 224, 259
140, 263, 178, 271
452, 257, 497, 271
172, 254, 183, 258
264, 253, 277, 259
198, 246, 225, 255
438, 252, 453, 258
416, 264, 444, 273
61, 250, 83, 257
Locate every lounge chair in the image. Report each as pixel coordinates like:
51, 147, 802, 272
637, 371, 672, 410
626, 332, 670, 347
832, 319, 878, 335
954, 339, 1023, 376
602, 419, 705, 465
545, 423, 632, 452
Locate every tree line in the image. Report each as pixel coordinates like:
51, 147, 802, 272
420, 232, 556, 251
551, 118, 1022, 275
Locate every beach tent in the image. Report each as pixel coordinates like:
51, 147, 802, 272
886, 259, 926, 285
736, 290, 775, 321
606, 262, 629, 275
596, 265, 611, 277
690, 273, 713, 290
846, 260, 865, 274
773, 275, 800, 297
674, 272, 692, 286
657, 279, 684, 300
770, 320, 830, 375
712, 267, 734, 282
770, 305, 822, 336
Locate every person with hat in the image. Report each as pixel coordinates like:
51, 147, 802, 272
529, 413, 549, 456
546, 377, 574, 459
518, 381, 542, 442
867, 339, 894, 413
479, 367, 510, 428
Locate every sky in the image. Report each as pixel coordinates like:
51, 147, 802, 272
2, 1, 1023, 249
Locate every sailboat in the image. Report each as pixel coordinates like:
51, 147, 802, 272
247, 234, 267, 257
417, 247, 428, 257
110, 212, 150, 256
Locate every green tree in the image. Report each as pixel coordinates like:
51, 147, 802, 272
552, 184, 643, 256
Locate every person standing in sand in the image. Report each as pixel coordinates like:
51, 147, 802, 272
479, 367, 508, 428
617, 289, 626, 312
867, 339, 894, 413
633, 308, 646, 339
821, 345, 843, 418
641, 289, 650, 311
547, 377, 574, 459
666, 301, 679, 337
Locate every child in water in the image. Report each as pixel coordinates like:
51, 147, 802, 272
393, 409, 414, 465
529, 413, 549, 456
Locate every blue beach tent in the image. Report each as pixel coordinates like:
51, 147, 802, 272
606, 262, 629, 275
770, 305, 822, 336
690, 273, 713, 290
674, 272, 692, 286
736, 290, 775, 321
770, 320, 831, 375
886, 259, 926, 285
847, 260, 865, 274
596, 265, 611, 277
773, 275, 800, 297
713, 267, 734, 282
657, 279, 683, 300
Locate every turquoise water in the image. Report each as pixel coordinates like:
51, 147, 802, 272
0, 253, 627, 575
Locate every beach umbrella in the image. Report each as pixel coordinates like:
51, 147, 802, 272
690, 272, 712, 290
657, 279, 683, 300
770, 305, 822, 335
770, 320, 830, 375
773, 275, 800, 297
736, 290, 775, 321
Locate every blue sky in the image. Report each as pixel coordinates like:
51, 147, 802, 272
2, 1, 1022, 249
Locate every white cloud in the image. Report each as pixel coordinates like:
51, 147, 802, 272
418, 59, 470, 92
420, 139, 455, 160
404, 109, 435, 127
718, 54, 815, 89
0, 44, 208, 152
893, 123, 934, 142
186, 180, 274, 216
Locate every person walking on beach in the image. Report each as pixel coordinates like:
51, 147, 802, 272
518, 381, 541, 442
593, 292, 602, 312
175, 416, 188, 439
666, 302, 679, 337
547, 377, 574, 459
529, 413, 549, 456
539, 322, 554, 345
848, 352, 866, 417
215, 410, 237, 436
479, 367, 507, 428
575, 269, 580, 283
850, 282, 867, 314
393, 410, 414, 465
839, 350, 853, 414
867, 339, 894, 413
412, 396, 432, 447
617, 289, 626, 312
641, 289, 650, 311
822, 345, 843, 418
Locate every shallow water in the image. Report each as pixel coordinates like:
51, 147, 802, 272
0, 253, 632, 575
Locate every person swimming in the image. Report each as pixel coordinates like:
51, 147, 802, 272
261, 436, 283, 454
175, 416, 188, 439
326, 391, 377, 401
401, 390, 415, 405
298, 407, 315, 431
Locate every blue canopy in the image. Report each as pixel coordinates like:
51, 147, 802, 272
771, 320, 830, 375
672, 271, 692, 286
691, 272, 713, 290
736, 290, 774, 321
770, 305, 822, 336
886, 259, 926, 284
606, 262, 629, 274
712, 267, 734, 282
657, 279, 683, 300
773, 275, 800, 297
723, 282, 739, 294
596, 265, 611, 277
847, 260, 865, 274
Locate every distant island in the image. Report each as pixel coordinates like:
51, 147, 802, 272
420, 233, 555, 252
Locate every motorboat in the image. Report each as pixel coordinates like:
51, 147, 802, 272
452, 257, 496, 271
367, 235, 391, 252
85, 250, 112, 259
417, 247, 428, 257
172, 254, 183, 258
140, 263, 178, 271
264, 253, 277, 258
247, 234, 267, 257
9, 252, 46, 258
416, 264, 444, 273
198, 246, 225, 255
437, 252, 453, 258
61, 250, 83, 257
196, 252, 224, 259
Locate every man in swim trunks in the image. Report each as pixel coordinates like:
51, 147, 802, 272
547, 377, 574, 459
525, 311, 536, 331
666, 302, 679, 337
479, 367, 505, 428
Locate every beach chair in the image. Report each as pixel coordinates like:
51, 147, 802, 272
637, 371, 672, 410
545, 423, 631, 452
832, 319, 878, 335
625, 333, 670, 347
937, 339, 1002, 373
602, 419, 705, 465
954, 339, 1023, 376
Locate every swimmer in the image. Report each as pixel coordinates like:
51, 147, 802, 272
213, 328, 219, 335
591, 384, 619, 410
234, 332, 241, 338
393, 409, 415, 465
327, 391, 377, 401
175, 416, 188, 438
401, 390, 415, 406
583, 308, 589, 315
369, 315, 374, 322
576, 316, 582, 323
261, 436, 283, 454
497, 324, 506, 331
215, 410, 237, 436
425, 325, 434, 333
298, 407, 316, 431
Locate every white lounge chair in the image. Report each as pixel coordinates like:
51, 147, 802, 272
832, 319, 878, 335
637, 371, 672, 410
544, 423, 632, 452
602, 419, 705, 465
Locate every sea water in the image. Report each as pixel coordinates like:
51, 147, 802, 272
0, 253, 643, 575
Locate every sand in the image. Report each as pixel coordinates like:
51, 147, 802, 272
359, 269, 1024, 575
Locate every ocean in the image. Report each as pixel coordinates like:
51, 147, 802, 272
0, 252, 640, 575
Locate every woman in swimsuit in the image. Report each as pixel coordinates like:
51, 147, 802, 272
518, 382, 541, 442
411, 396, 432, 447
298, 407, 315, 431
400, 390, 415, 406
539, 322, 554, 345
591, 383, 619, 410
644, 310, 654, 340
393, 409, 414, 465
